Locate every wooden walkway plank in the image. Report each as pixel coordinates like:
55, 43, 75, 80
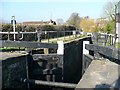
0, 41, 58, 49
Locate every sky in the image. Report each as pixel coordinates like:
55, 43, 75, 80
1, 0, 108, 23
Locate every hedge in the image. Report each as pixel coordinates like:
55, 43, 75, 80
1, 24, 76, 41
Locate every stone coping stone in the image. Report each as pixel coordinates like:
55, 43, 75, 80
75, 60, 120, 89
0, 52, 28, 60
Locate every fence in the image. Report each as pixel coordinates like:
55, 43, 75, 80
0, 30, 82, 42
85, 44, 120, 62
92, 33, 118, 47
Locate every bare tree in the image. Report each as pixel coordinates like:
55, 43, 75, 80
102, 0, 119, 22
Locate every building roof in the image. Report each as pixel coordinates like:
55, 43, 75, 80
23, 21, 50, 25
23, 20, 56, 25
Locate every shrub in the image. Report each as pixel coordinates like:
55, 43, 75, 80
1, 24, 75, 41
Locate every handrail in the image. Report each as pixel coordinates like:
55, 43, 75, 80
0, 40, 58, 49
0, 30, 81, 34
20, 78, 77, 89
85, 44, 120, 61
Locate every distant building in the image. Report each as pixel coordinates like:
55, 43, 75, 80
49, 19, 56, 25
23, 19, 56, 26
95, 18, 109, 30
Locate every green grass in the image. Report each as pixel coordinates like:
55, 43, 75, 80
115, 42, 120, 49
41, 34, 88, 43
0, 47, 25, 51
63, 35, 87, 42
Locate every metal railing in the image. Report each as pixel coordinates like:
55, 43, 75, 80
92, 33, 118, 47
0, 30, 82, 42
20, 78, 77, 89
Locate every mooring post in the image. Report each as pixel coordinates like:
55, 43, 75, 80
64, 31, 65, 40
57, 31, 58, 40
44, 48, 49, 54
37, 33, 41, 42
48, 32, 49, 43
7, 31, 10, 41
